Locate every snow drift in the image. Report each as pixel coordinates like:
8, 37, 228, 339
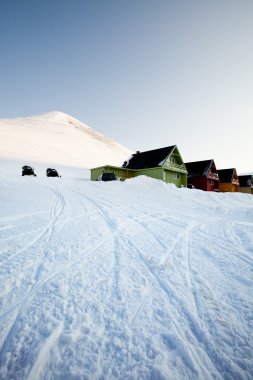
0, 169, 253, 379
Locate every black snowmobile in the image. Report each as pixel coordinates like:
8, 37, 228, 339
46, 168, 61, 177
97, 172, 117, 181
22, 166, 37, 176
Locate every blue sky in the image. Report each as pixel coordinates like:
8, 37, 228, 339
1, 0, 253, 172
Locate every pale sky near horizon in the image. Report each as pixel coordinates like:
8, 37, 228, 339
0, 0, 252, 172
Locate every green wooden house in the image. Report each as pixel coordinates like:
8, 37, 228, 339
90, 145, 188, 188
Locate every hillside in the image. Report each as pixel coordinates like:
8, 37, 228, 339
0, 111, 132, 169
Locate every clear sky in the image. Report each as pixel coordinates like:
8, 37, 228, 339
1, 0, 252, 172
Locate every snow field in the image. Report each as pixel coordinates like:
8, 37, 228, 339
0, 174, 253, 379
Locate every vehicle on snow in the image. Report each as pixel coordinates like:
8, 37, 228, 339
187, 184, 195, 189
46, 168, 61, 177
97, 172, 117, 181
22, 166, 37, 176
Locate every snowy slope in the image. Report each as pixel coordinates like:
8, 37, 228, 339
0, 111, 132, 168
0, 167, 253, 379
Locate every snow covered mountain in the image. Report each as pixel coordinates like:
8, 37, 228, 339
0, 111, 132, 168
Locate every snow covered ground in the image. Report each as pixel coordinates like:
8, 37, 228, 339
0, 162, 253, 380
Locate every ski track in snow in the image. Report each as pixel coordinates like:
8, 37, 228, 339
0, 176, 253, 379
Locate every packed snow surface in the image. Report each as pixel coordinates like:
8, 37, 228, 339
0, 164, 253, 380
0, 111, 132, 168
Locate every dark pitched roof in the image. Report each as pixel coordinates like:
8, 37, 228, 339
122, 146, 176, 169
185, 160, 215, 177
238, 175, 253, 187
217, 169, 235, 183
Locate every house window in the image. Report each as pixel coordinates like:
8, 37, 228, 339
170, 157, 175, 163
210, 180, 214, 185
173, 173, 180, 180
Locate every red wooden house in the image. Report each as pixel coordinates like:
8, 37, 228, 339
185, 159, 219, 191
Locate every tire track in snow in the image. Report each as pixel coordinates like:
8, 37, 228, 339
181, 221, 200, 317
26, 322, 63, 380
180, 217, 223, 320
130, 296, 148, 326
76, 188, 204, 322
121, 207, 203, 323
58, 186, 226, 341
77, 192, 217, 376
172, 216, 253, 379
46, 183, 66, 239
122, 231, 242, 379
1, 180, 250, 379
0, 182, 140, 371
61, 183, 126, 301
83, 184, 191, 261
0, 185, 64, 268
36, 184, 65, 270
82, 193, 123, 301
194, 219, 253, 267
223, 221, 253, 262
96, 197, 199, 314
0, 211, 46, 223
82, 184, 189, 230
0, 185, 66, 358
0, 307, 20, 353
0, 182, 110, 320
89, 197, 239, 379
0, 225, 46, 243
159, 221, 193, 269
116, 231, 214, 378
0, 225, 12, 232
0, 218, 130, 320
0, 184, 68, 312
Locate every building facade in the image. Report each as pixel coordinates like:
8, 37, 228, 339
90, 145, 188, 188
238, 175, 253, 194
217, 168, 240, 192
185, 159, 219, 191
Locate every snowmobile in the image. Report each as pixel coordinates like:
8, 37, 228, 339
97, 172, 117, 181
22, 166, 37, 176
46, 168, 61, 177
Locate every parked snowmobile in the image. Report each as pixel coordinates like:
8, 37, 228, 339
97, 172, 117, 181
22, 166, 37, 176
46, 168, 61, 177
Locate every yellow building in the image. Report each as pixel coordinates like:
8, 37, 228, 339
238, 175, 253, 195
217, 168, 240, 192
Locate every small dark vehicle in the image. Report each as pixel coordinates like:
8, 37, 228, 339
46, 168, 61, 177
22, 166, 36, 176
97, 172, 117, 181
